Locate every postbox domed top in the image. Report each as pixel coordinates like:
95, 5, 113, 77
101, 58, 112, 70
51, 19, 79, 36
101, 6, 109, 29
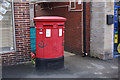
33, 16, 67, 22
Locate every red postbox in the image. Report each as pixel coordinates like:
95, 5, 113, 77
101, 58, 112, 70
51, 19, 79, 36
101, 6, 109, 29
33, 16, 66, 70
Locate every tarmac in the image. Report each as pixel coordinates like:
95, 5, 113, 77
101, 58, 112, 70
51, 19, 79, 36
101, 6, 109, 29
1, 51, 119, 79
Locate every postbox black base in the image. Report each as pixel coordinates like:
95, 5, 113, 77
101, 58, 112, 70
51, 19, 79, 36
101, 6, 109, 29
35, 56, 64, 71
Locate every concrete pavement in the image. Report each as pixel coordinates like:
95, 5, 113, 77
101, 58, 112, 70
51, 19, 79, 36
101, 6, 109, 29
1, 51, 119, 78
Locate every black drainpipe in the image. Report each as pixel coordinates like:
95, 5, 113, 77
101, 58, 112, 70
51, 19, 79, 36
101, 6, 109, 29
83, 1, 86, 57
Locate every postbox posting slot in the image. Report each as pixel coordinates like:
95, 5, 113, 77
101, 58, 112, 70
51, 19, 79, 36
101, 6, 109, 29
58, 24, 64, 26
43, 25, 53, 26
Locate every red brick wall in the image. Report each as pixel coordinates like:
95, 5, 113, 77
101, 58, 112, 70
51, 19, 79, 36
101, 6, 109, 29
35, 2, 90, 55
1, 2, 31, 66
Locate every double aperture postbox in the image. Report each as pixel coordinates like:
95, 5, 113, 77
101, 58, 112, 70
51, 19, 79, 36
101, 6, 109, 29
33, 16, 66, 70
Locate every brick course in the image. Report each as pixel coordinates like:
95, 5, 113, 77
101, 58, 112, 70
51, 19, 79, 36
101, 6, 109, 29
1, 2, 31, 66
